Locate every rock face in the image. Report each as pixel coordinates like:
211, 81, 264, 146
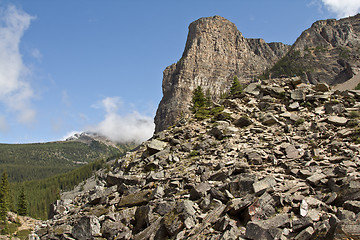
35, 77, 360, 240
154, 16, 289, 132
155, 14, 360, 132
273, 14, 360, 85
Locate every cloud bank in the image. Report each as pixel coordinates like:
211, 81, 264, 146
321, 0, 360, 18
0, 5, 36, 125
88, 97, 155, 143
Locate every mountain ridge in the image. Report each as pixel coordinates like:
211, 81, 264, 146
155, 14, 360, 133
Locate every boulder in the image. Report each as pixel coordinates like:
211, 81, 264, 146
233, 116, 252, 128
314, 83, 330, 92
117, 190, 154, 208
327, 116, 347, 126
146, 139, 167, 155
71, 216, 101, 240
291, 90, 306, 101
190, 182, 211, 200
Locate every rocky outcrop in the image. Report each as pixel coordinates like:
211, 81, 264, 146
154, 16, 289, 133
35, 78, 360, 240
269, 14, 360, 85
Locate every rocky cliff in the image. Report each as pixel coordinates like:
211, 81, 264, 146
266, 14, 360, 85
154, 16, 289, 133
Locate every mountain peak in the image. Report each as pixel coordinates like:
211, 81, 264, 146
154, 16, 289, 133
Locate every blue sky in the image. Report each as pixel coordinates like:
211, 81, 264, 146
0, 0, 359, 143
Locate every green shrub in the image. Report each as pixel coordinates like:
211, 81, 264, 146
355, 83, 360, 90
189, 150, 199, 157
259, 50, 310, 79
295, 118, 305, 126
190, 86, 209, 113
230, 76, 243, 97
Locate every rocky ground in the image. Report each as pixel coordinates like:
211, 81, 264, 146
34, 77, 360, 239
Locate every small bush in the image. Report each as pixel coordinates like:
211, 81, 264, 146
230, 76, 243, 97
209, 106, 224, 116
295, 118, 305, 126
355, 83, 360, 90
189, 150, 199, 157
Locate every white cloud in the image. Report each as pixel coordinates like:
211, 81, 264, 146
88, 97, 154, 143
0, 5, 36, 125
321, 0, 360, 18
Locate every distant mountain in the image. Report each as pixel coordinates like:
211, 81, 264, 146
0, 133, 136, 182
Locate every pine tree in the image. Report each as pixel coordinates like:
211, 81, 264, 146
190, 86, 208, 113
17, 187, 28, 216
0, 171, 9, 232
230, 76, 243, 97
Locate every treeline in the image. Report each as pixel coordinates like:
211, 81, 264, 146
0, 140, 120, 182
8, 158, 106, 220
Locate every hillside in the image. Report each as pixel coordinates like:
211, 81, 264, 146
34, 78, 360, 239
263, 14, 360, 84
3, 14, 360, 239
0, 140, 119, 182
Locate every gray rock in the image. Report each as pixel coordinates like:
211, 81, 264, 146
294, 226, 314, 240
291, 90, 306, 101
324, 102, 345, 114
233, 116, 252, 128
285, 145, 302, 159
190, 182, 211, 200
245, 220, 280, 240
117, 190, 154, 208
225, 197, 252, 215
154, 201, 174, 216
327, 116, 348, 126
246, 151, 263, 165
106, 173, 145, 187
261, 113, 278, 126
253, 177, 276, 195
101, 219, 127, 239
306, 172, 327, 185
147, 139, 167, 155
71, 216, 101, 240
289, 101, 300, 110
343, 200, 360, 214
244, 83, 261, 96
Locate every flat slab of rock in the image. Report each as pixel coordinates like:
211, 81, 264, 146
306, 172, 327, 185
253, 177, 276, 195
285, 145, 302, 159
147, 139, 167, 155
327, 116, 347, 126
117, 190, 153, 208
